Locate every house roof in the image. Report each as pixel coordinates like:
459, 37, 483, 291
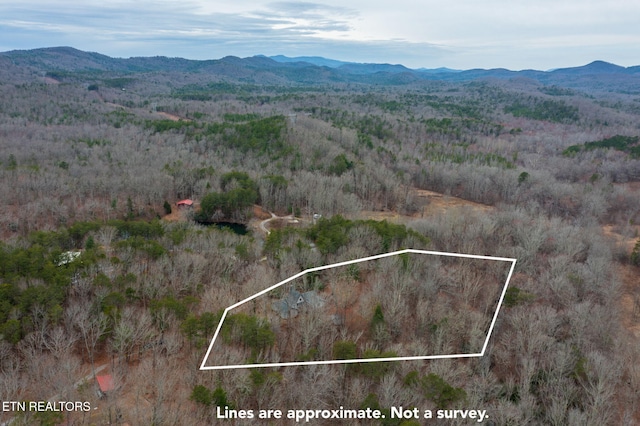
272, 287, 324, 318
176, 199, 194, 206
285, 289, 303, 307
96, 375, 115, 392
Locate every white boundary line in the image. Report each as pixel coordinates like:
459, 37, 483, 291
200, 249, 517, 370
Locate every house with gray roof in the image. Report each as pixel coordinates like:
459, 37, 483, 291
272, 286, 324, 319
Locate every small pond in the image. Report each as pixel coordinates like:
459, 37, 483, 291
197, 220, 249, 235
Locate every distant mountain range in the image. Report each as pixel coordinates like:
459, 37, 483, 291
1, 47, 639, 91
261, 54, 640, 77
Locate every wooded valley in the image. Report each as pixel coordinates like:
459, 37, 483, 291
1, 48, 640, 425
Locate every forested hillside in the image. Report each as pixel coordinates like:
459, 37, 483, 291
1, 48, 639, 425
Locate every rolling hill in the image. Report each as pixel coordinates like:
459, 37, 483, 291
1, 47, 639, 91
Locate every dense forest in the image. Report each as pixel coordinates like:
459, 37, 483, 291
0, 48, 639, 425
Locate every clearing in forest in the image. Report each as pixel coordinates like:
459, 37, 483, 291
200, 249, 516, 370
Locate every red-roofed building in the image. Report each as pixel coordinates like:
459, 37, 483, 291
176, 199, 194, 207
96, 374, 114, 397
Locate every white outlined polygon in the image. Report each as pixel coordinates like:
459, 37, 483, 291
200, 249, 517, 370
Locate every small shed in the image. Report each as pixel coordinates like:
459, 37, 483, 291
96, 374, 115, 398
176, 199, 194, 208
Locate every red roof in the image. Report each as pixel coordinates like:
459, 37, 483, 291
176, 199, 194, 206
96, 375, 114, 392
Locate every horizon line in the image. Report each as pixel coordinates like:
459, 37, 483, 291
1, 46, 636, 74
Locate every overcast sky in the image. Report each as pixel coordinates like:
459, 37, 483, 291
1, 0, 639, 70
